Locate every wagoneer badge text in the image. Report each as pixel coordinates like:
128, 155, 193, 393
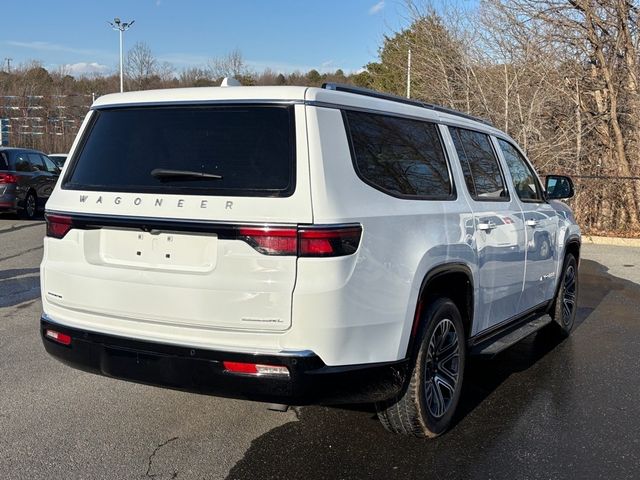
79, 195, 233, 210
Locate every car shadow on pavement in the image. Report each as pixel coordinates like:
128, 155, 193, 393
226, 258, 638, 480
0, 268, 41, 308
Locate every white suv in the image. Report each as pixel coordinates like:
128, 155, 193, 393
40, 83, 581, 437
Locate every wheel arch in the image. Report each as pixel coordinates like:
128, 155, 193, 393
549, 235, 581, 313
404, 262, 474, 359
565, 235, 581, 263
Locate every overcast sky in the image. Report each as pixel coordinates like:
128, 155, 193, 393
0, 0, 412, 76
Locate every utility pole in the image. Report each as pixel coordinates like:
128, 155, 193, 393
108, 17, 135, 93
406, 48, 411, 99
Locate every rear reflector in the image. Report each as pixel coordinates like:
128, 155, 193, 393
223, 361, 290, 377
45, 214, 74, 239
45, 329, 72, 346
0, 173, 18, 184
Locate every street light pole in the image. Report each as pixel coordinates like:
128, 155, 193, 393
108, 17, 135, 93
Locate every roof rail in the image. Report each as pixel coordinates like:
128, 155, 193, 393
321, 83, 493, 126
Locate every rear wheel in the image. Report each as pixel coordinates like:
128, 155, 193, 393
550, 253, 578, 337
21, 191, 37, 220
376, 298, 466, 437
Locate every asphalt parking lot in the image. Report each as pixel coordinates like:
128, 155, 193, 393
1, 215, 639, 480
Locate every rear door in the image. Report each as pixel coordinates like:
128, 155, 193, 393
43, 103, 311, 333
494, 138, 559, 312
448, 127, 526, 333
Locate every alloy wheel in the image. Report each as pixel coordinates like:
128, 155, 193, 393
424, 318, 460, 418
562, 264, 577, 326
26, 194, 36, 218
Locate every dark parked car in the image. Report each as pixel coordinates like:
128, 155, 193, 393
0, 147, 60, 219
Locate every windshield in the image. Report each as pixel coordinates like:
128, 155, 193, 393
63, 105, 296, 197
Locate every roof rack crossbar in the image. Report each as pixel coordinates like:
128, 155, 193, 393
321, 82, 493, 126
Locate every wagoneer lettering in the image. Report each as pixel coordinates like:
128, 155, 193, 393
40, 82, 581, 438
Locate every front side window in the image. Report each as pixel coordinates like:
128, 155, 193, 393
64, 105, 296, 197
497, 139, 543, 202
345, 111, 453, 199
42, 155, 58, 173
450, 127, 508, 201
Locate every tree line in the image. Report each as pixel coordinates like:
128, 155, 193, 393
1, 0, 638, 234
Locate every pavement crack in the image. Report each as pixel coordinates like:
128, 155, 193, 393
0, 245, 43, 263
145, 436, 179, 479
0, 222, 44, 236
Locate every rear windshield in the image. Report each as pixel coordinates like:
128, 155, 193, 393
63, 105, 296, 197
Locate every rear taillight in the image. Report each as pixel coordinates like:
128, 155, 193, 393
238, 227, 298, 256
0, 173, 17, 184
238, 225, 362, 257
45, 214, 74, 239
298, 226, 362, 257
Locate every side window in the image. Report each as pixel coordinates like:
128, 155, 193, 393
450, 127, 508, 201
42, 155, 58, 173
0, 152, 8, 170
14, 154, 31, 172
345, 111, 453, 199
497, 139, 543, 202
27, 153, 45, 172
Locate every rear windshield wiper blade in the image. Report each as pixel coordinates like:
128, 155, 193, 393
151, 168, 223, 181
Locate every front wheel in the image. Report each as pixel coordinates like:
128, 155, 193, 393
550, 253, 578, 337
376, 298, 466, 437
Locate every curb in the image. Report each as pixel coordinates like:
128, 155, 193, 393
583, 235, 640, 247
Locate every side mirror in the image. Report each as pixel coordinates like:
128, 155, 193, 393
545, 175, 574, 200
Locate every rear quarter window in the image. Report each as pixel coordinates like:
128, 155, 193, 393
64, 105, 296, 197
0, 152, 8, 170
344, 110, 454, 199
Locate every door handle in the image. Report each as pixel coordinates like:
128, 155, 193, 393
477, 221, 496, 231
525, 219, 538, 227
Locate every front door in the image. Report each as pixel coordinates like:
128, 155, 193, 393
494, 138, 559, 312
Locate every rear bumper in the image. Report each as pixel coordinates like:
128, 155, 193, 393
40, 317, 408, 405
0, 190, 17, 210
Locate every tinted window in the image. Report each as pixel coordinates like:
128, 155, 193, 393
345, 111, 452, 198
42, 155, 58, 174
27, 153, 45, 172
0, 152, 8, 170
497, 139, 543, 202
64, 106, 295, 197
450, 128, 507, 200
14, 153, 30, 172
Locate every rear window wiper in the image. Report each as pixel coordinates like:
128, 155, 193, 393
151, 168, 223, 181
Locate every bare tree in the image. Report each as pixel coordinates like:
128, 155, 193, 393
125, 41, 158, 89
207, 49, 250, 81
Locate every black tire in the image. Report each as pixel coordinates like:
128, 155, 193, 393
376, 298, 466, 437
21, 191, 37, 220
549, 253, 578, 337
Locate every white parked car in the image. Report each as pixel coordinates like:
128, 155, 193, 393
40, 83, 581, 437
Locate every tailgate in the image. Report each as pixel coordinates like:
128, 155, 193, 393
44, 222, 297, 331
43, 102, 312, 333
